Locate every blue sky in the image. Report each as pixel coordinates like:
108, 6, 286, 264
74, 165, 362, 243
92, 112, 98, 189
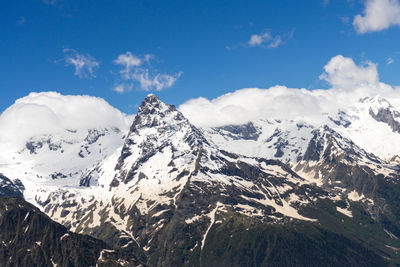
1, 0, 400, 114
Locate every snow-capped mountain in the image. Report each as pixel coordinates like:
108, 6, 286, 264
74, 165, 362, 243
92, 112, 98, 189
0, 92, 131, 206
204, 119, 315, 164
1, 92, 400, 265
0, 126, 126, 205
22, 95, 324, 251
204, 96, 400, 208
204, 95, 400, 164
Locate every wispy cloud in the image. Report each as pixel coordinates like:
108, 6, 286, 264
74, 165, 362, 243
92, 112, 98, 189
267, 35, 282, 48
113, 52, 152, 79
248, 31, 272, 46
113, 51, 182, 93
113, 84, 132, 93
353, 0, 400, 34
63, 48, 100, 79
227, 29, 290, 50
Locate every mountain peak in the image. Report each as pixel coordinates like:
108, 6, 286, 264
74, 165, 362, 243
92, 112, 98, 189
137, 94, 175, 116
131, 94, 183, 131
143, 93, 160, 103
359, 95, 392, 109
362, 95, 400, 134
113, 94, 206, 186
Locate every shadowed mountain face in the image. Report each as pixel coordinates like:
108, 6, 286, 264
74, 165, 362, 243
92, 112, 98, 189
0, 197, 143, 267
0, 174, 23, 198
2, 94, 400, 266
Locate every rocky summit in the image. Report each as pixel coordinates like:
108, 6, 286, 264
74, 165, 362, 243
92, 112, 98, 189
1, 94, 400, 266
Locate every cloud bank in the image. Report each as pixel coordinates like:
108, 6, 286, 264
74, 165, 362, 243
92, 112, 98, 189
1, 55, 399, 149
113, 51, 182, 92
0, 92, 131, 147
179, 55, 398, 127
353, 0, 400, 33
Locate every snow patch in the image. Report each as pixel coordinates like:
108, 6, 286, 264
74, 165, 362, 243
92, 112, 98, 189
384, 229, 399, 239
336, 206, 353, 218
348, 190, 364, 201
201, 202, 223, 250
60, 233, 69, 241
185, 214, 202, 224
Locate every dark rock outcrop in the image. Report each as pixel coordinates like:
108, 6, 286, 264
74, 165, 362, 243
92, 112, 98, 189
0, 197, 143, 267
369, 107, 400, 134
0, 174, 23, 198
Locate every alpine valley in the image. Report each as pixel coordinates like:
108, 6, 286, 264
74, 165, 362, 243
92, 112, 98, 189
1, 91, 400, 266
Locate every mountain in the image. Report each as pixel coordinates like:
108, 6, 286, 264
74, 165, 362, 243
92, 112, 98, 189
1, 94, 400, 265
0, 126, 126, 204
203, 95, 400, 263
204, 95, 400, 163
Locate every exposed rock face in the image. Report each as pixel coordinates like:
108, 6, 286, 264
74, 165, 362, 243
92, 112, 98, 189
113, 94, 208, 186
328, 110, 352, 128
369, 107, 400, 134
212, 122, 261, 140
359, 95, 400, 134
0, 174, 23, 198
302, 125, 380, 164
296, 125, 386, 198
205, 120, 315, 164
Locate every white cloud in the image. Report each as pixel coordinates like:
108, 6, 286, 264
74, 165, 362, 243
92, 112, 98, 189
113, 51, 182, 92
131, 70, 183, 91
353, 0, 400, 34
63, 49, 100, 79
179, 55, 396, 127
248, 32, 271, 46
319, 55, 379, 89
227, 30, 288, 50
113, 52, 152, 79
247, 30, 283, 48
113, 84, 131, 93
179, 87, 328, 127
0, 92, 131, 148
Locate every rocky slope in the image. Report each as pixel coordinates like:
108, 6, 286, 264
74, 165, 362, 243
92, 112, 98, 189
0, 196, 143, 267
0, 174, 23, 198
